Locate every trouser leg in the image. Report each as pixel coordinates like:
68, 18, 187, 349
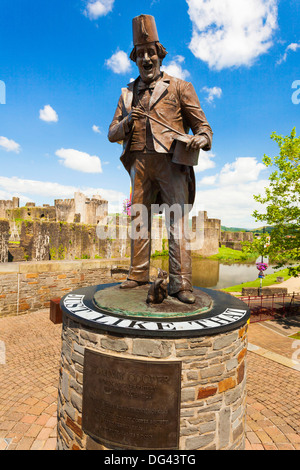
127, 156, 154, 283
154, 156, 193, 295
168, 213, 192, 294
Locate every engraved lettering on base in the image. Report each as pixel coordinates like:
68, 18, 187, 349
82, 350, 181, 450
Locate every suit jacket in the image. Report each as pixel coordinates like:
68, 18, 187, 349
108, 73, 213, 205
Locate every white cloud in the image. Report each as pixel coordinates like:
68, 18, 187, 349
277, 42, 300, 65
193, 156, 268, 227
0, 136, 21, 153
186, 0, 278, 70
105, 50, 132, 74
0, 176, 126, 213
161, 56, 190, 80
55, 148, 102, 173
39, 105, 58, 123
219, 157, 265, 185
194, 151, 216, 173
288, 43, 300, 52
198, 175, 217, 185
202, 86, 222, 104
92, 124, 101, 134
194, 179, 270, 227
85, 0, 114, 19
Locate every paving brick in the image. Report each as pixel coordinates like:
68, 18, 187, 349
246, 431, 262, 445
21, 415, 37, 425
36, 427, 52, 441
26, 424, 43, 439
15, 437, 35, 450
43, 438, 57, 450
30, 439, 46, 451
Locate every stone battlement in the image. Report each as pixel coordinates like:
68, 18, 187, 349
4, 192, 108, 226
220, 232, 254, 251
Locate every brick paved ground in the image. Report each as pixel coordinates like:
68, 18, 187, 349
0, 311, 61, 450
246, 354, 300, 450
0, 310, 300, 450
247, 322, 300, 359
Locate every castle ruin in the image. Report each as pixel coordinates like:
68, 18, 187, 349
4, 191, 108, 225
0, 193, 223, 263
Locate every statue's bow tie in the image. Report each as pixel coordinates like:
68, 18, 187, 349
138, 81, 156, 93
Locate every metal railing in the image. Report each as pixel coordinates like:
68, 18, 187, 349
241, 292, 300, 323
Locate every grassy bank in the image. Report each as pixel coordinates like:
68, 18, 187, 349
208, 245, 258, 263
152, 245, 258, 262
290, 332, 300, 340
222, 268, 291, 293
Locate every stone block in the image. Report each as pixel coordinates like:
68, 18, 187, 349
237, 361, 245, 384
197, 386, 218, 400
219, 408, 231, 449
200, 364, 224, 379
181, 388, 195, 402
100, 337, 128, 352
71, 391, 82, 413
213, 332, 238, 351
61, 370, 70, 401
185, 433, 215, 450
132, 339, 172, 358
218, 376, 236, 393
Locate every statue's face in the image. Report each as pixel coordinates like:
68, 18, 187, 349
136, 42, 160, 83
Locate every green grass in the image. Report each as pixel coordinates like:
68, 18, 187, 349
151, 245, 258, 261
151, 250, 169, 258
222, 268, 291, 293
289, 331, 300, 339
208, 245, 258, 263
290, 332, 300, 340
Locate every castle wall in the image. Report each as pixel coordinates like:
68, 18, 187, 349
55, 192, 108, 224
7, 206, 56, 222
0, 220, 10, 263
55, 199, 76, 224
0, 197, 19, 219
16, 221, 131, 262
220, 232, 254, 251
84, 198, 108, 225
1, 209, 222, 263
191, 211, 221, 257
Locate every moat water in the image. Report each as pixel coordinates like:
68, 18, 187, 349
151, 257, 279, 290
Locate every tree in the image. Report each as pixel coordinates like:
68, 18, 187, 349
252, 128, 300, 276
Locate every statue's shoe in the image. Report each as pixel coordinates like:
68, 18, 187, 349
120, 280, 148, 289
173, 290, 196, 304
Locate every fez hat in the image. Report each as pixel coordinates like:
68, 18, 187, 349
132, 15, 159, 46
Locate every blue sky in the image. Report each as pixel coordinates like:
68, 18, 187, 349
0, 0, 299, 228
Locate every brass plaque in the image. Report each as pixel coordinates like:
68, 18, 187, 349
82, 350, 181, 450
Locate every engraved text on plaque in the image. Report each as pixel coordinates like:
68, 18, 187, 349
82, 350, 181, 450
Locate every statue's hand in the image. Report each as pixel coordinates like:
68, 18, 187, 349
128, 106, 144, 123
186, 135, 208, 151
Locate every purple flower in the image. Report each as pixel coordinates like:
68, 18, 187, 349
123, 198, 131, 216
256, 262, 268, 271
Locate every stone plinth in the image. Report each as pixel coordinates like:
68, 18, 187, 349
57, 284, 250, 451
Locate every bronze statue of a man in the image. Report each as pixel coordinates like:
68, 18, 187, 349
108, 14, 213, 304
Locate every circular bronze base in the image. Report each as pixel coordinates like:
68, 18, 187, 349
61, 284, 251, 337
93, 284, 213, 319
